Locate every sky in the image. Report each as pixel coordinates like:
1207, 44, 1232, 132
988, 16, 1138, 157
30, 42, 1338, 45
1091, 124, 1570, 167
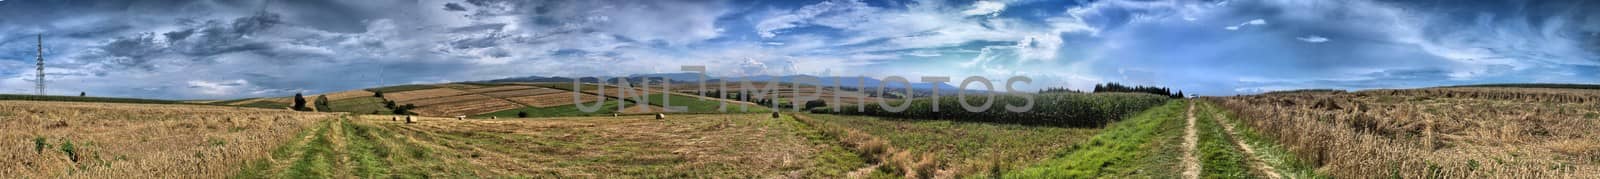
0, 0, 1597, 100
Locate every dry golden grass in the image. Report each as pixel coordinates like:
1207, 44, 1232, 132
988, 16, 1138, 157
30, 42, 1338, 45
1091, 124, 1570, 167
385, 88, 469, 102
506, 92, 604, 108
1215, 88, 1600, 178
321, 90, 375, 101
409, 99, 523, 117
618, 103, 668, 114
0, 101, 336, 178
480, 88, 566, 98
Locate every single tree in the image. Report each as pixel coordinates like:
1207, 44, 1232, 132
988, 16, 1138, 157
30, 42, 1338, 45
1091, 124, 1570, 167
79, 92, 85, 97
373, 91, 384, 98
292, 93, 309, 111
517, 111, 529, 118
314, 95, 331, 111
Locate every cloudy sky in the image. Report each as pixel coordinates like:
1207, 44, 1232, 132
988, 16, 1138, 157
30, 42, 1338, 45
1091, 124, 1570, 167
1, 0, 1597, 99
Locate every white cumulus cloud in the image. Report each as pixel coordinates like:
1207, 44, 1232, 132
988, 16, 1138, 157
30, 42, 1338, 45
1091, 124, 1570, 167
1297, 35, 1330, 43
962, 1, 1007, 17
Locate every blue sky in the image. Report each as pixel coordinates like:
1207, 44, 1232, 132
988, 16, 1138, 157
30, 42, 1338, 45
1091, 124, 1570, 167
0, 0, 1597, 99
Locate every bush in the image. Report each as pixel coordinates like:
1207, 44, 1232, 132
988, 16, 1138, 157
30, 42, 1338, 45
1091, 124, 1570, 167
812, 93, 1169, 127
314, 95, 331, 111
392, 104, 417, 115
804, 100, 828, 110
517, 111, 529, 118
292, 93, 309, 111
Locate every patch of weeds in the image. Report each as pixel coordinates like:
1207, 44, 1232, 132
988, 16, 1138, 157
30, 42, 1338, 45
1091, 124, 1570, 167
60, 139, 79, 163
34, 137, 48, 154
208, 137, 227, 147
1467, 159, 1480, 171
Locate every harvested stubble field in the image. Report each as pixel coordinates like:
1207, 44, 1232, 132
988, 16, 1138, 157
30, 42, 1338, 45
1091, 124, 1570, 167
0, 101, 338, 178
399, 94, 495, 107
385, 88, 469, 102
480, 88, 566, 98
321, 90, 376, 101
289, 114, 867, 178
796, 113, 1102, 178
409, 99, 523, 117
506, 92, 605, 107
1216, 88, 1600, 178
462, 85, 537, 93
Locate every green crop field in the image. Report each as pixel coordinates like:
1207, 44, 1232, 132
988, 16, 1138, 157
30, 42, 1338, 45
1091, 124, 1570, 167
367, 85, 440, 93
472, 100, 630, 118
326, 97, 392, 114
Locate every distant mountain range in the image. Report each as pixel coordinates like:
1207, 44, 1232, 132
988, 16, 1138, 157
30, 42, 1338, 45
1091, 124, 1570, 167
484, 73, 969, 93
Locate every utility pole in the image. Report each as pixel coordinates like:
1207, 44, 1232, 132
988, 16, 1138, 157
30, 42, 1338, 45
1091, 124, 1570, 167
36, 34, 45, 95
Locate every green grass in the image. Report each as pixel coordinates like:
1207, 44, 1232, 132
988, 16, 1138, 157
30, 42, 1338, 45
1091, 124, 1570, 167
1195, 104, 1252, 178
1198, 101, 1326, 178
472, 100, 632, 118
282, 120, 337, 178
326, 97, 390, 114
805, 113, 1102, 178
367, 85, 440, 93
237, 101, 289, 109
209, 98, 259, 105
776, 115, 869, 177
1007, 100, 1189, 178
641, 93, 772, 113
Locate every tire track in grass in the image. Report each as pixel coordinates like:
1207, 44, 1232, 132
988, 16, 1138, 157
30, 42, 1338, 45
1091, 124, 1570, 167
1209, 110, 1282, 179
1181, 101, 1201, 179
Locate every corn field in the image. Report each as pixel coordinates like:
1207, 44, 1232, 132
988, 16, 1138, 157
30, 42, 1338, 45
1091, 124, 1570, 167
1213, 88, 1600, 178
813, 92, 1169, 127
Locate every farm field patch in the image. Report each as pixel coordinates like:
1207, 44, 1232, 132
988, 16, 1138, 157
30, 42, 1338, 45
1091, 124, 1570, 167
0, 101, 338, 178
385, 88, 469, 102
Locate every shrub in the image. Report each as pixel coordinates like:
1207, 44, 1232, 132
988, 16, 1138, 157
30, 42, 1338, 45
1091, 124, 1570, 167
314, 95, 331, 111
804, 100, 828, 110
517, 111, 529, 118
392, 104, 417, 115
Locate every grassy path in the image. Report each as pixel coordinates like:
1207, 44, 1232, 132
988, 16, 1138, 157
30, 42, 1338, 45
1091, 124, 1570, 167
1181, 101, 1201, 179
1208, 108, 1282, 179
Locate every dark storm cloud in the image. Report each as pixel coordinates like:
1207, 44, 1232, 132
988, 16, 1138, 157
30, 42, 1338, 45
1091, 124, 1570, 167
1, 0, 1596, 99
443, 3, 468, 11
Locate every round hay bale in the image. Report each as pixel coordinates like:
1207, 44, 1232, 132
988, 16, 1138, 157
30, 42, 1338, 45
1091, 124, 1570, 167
405, 116, 415, 124
491, 116, 498, 119
655, 113, 666, 120
456, 116, 465, 120
391, 116, 398, 121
